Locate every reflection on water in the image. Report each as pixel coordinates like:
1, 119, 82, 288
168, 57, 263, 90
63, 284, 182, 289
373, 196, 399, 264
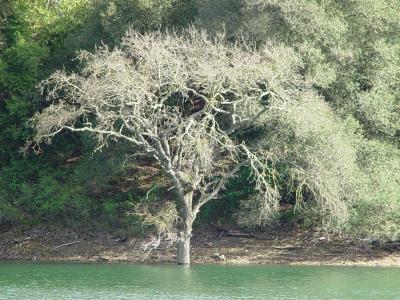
0, 262, 400, 299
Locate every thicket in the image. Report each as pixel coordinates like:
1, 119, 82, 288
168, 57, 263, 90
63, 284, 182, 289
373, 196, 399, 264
0, 0, 399, 240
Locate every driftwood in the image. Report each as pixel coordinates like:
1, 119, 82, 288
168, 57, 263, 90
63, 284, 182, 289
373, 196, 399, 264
51, 241, 82, 251
217, 229, 257, 238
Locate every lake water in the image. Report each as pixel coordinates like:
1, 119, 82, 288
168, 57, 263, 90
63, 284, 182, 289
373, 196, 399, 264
0, 262, 400, 299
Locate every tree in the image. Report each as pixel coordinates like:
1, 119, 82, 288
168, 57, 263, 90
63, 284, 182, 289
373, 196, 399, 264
30, 28, 303, 264
197, 0, 400, 143
11, 0, 90, 47
0, 0, 13, 50
193, 0, 400, 237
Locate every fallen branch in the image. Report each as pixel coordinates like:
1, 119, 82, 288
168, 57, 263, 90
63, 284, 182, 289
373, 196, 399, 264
51, 241, 82, 251
217, 229, 258, 238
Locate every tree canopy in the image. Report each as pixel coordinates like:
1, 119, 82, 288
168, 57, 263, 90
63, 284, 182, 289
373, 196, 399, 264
31, 29, 309, 263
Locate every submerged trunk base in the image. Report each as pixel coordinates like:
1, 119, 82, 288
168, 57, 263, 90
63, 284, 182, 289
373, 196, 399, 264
176, 237, 191, 265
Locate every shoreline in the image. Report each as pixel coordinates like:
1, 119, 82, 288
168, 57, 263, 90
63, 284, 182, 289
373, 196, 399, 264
2, 257, 400, 268
1, 226, 400, 267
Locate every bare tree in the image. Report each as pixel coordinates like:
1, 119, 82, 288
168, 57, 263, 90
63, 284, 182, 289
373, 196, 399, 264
30, 28, 296, 264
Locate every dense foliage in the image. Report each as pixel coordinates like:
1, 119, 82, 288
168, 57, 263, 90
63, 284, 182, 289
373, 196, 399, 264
1, 0, 399, 240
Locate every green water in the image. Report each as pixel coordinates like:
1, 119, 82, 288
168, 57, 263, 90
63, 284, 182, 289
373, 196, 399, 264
1, 263, 400, 299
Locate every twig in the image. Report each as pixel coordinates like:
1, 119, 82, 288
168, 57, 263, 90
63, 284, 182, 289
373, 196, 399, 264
51, 241, 82, 251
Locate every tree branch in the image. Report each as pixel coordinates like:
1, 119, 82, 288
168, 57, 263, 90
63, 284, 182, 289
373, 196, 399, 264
193, 160, 248, 216
63, 126, 143, 146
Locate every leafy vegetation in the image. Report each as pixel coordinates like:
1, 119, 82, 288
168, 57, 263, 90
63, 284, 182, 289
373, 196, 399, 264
0, 0, 399, 243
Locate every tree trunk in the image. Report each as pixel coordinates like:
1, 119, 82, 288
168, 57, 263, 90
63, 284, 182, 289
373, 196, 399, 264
176, 191, 194, 265
176, 232, 191, 265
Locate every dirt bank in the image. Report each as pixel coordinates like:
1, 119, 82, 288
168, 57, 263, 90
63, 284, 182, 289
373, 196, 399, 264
1, 226, 400, 267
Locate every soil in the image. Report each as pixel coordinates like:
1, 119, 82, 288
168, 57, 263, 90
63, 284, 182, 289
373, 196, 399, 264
1, 226, 400, 267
